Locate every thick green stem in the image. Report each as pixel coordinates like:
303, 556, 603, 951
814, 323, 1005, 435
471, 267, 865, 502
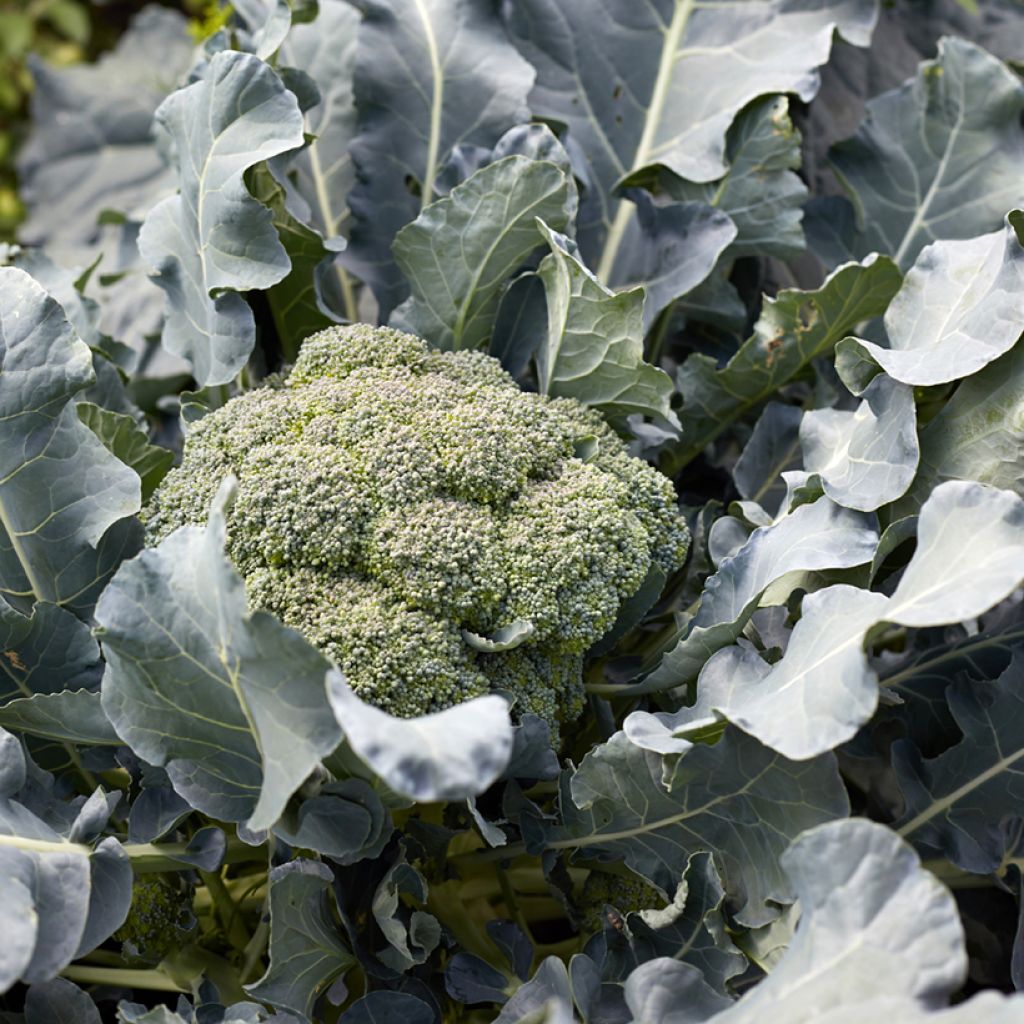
61, 964, 185, 992
240, 912, 270, 984
199, 869, 252, 952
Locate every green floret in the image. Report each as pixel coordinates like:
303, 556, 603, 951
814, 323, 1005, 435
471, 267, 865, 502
114, 875, 197, 966
577, 868, 665, 935
478, 647, 585, 725
245, 568, 489, 715
144, 325, 689, 732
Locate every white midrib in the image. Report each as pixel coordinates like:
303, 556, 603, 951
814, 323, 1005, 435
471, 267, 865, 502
596, 0, 695, 283
892, 96, 966, 267
899, 744, 1024, 840
280, 40, 357, 320
0, 833, 91, 856
0, 486, 48, 604
547, 764, 764, 849
412, 0, 444, 212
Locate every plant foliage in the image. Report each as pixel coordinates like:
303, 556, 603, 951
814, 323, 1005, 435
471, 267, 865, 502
4, 0, 1024, 1020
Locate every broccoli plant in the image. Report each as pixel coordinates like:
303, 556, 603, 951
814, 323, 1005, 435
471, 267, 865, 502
4, 1, 1024, 1023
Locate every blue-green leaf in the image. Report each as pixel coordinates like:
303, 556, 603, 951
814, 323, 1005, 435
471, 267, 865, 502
559, 729, 848, 928
505, 0, 876, 278
831, 37, 1024, 269
344, 0, 534, 315
391, 156, 574, 352
533, 221, 678, 429
836, 213, 1024, 389
245, 860, 355, 1018
0, 268, 140, 614
96, 480, 343, 832
138, 50, 306, 386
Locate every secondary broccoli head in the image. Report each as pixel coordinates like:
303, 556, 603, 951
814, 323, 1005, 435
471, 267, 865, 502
577, 868, 666, 935
115, 874, 197, 965
145, 325, 688, 729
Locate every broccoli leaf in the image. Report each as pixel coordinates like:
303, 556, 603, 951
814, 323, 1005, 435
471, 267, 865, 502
660, 95, 808, 261
96, 480, 343, 832
911, 342, 1024, 503
77, 404, 174, 504
326, 671, 513, 803
391, 155, 574, 352
0, 268, 140, 615
505, 0, 876, 279
138, 51, 306, 386
0, 730, 132, 993
836, 212, 1024, 390
278, 1, 359, 245
0, 690, 119, 746
894, 649, 1024, 874
533, 221, 679, 430
557, 728, 848, 928
245, 860, 356, 1018
16, 6, 194, 260
633, 496, 878, 695
24, 978, 102, 1024
343, 0, 534, 316
603, 194, 736, 332
678, 819, 968, 1020
671, 255, 902, 469
630, 481, 1024, 760
800, 372, 919, 511
830, 37, 1024, 269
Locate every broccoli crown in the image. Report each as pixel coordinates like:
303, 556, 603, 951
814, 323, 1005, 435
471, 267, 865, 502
145, 326, 689, 726
115, 875, 197, 966
577, 868, 665, 935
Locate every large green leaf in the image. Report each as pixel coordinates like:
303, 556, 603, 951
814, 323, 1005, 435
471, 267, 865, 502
697, 819, 968, 1020
599, 852, 746, 995
16, 6, 194, 259
24, 979, 102, 1024
0, 690, 119, 747
0, 731, 132, 993
138, 50, 306, 386
633, 481, 1024, 761
245, 860, 355, 1017
532, 222, 678, 429
837, 213, 1024, 390
76, 404, 173, 504
326, 672, 513, 803
505, 0, 876, 278
343, 0, 534, 315
558, 728, 849, 928
621, 819, 1024, 1021
391, 156, 574, 351
800, 373, 919, 511
96, 481, 343, 832
660, 95, 807, 260
277, 0, 361, 322
909, 342, 1024, 503
0, 600, 101, 701
279, 1, 360, 245
671, 255, 901, 469
603, 195, 736, 331
830, 36, 1024, 269
896, 650, 1024, 874
249, 164, 344, 360
629, 496, 878, 695
0, 268, 140, 614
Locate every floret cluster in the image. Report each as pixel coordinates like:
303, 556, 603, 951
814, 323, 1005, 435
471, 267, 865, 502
577, 868, 666, 934
145, 326, 689, 727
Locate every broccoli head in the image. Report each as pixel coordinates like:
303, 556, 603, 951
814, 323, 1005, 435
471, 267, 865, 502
145, 325, 688, 730
577, 868, 666, 935
115, 874, 197, 965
